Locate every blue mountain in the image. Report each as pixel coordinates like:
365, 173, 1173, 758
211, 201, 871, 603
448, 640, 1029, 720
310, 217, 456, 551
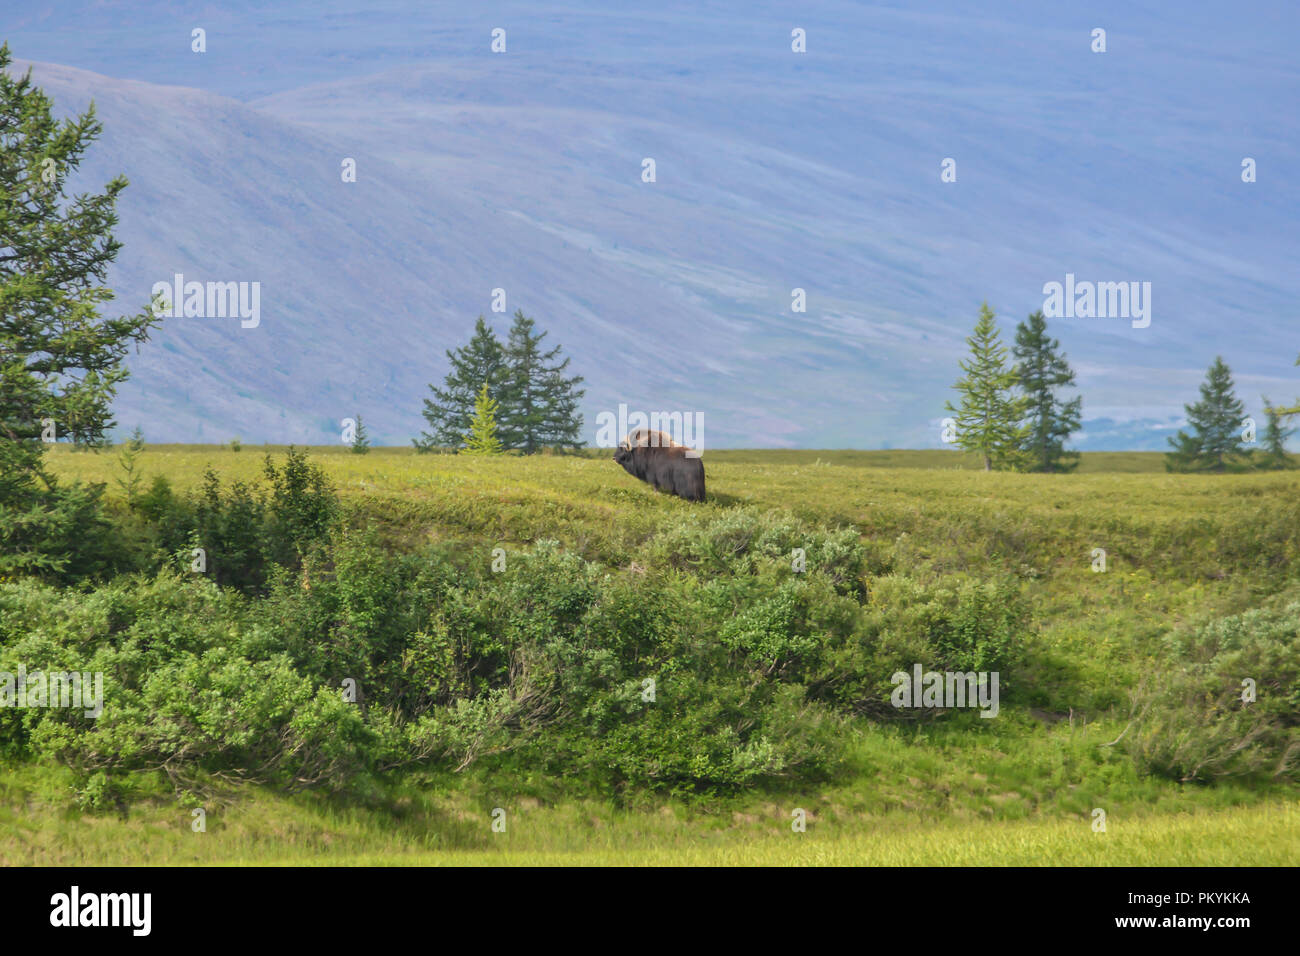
6, 1, 1298, 448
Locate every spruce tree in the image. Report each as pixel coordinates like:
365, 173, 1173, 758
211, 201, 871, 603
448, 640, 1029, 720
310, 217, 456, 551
350, 414, 370, 454
1, 44, 158, 572
462, 382, 503, 455
415, 316, 504, 451
1256, 399, 1295, 470
115, 427, 146, 504
535, 364, 586, 451
1012, 311, 1081, 472
944, 303, 1028, 471
497, 310, 585, 453
1165, 357, 1249, 472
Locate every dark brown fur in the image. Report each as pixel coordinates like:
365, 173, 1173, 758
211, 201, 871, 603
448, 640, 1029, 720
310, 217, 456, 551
614, 445, 705, 502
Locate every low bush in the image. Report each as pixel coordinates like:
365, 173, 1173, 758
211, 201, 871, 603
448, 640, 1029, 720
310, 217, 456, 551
1124, 601, 1300, 783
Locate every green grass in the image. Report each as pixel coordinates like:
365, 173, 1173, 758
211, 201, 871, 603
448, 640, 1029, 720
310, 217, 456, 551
9, 443, 1296, 865
700, 448, 1170, 472
45, 444, 1299, 570
4, 761, 1296, 866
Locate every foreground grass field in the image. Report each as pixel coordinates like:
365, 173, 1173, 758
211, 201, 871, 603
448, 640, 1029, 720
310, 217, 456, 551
6, 444, 1296, 866
4, 763, 1296, 866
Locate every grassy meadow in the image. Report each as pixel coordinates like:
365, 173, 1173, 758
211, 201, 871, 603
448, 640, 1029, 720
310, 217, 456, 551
3, 444, 1297, 865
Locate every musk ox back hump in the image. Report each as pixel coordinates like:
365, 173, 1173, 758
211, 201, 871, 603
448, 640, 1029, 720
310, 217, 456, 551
615, 445, 705, 502
620, 428, 686, 450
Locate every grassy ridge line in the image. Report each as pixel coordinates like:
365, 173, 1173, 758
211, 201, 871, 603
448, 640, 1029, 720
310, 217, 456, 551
50, 445, 1171, 471
45, 445, 1300, 580
701, 449, 1171, 472
44, 446, 1296, 530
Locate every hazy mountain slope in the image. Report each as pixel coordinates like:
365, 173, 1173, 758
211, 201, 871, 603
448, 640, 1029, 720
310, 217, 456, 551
17, 61, 747, 446
6, 1, 1298, 447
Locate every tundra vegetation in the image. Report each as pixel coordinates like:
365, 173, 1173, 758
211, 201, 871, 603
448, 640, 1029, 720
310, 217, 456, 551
2, 44, 1295, 865
2, 444, 1297, 865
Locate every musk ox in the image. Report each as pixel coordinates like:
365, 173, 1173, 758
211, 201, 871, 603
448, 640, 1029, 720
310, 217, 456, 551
614, 444, 705, 502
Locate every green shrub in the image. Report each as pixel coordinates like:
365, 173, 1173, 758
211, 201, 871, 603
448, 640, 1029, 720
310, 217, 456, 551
0, 480, 118, 581
262, 447, 337, 564
650, 508, 854, 574
1125, 601, 1300, 782
124, 448, 341, 593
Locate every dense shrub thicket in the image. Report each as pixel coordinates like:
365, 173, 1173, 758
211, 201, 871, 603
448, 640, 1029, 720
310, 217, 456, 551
116, 447, 337, 592
1, 450, 1296, 808
0, 453, 1046, 803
